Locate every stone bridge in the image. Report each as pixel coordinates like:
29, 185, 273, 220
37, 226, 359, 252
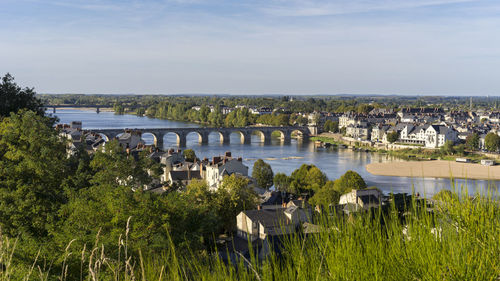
85, 126, 312, 148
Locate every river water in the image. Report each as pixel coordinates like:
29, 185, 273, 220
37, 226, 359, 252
51, 109, 499, 197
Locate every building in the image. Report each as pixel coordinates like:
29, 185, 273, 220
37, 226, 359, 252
236, 201, 312, 241
338, 189, 381, 211
118, 130, 144, 149
250, 107, 273, 115
371, 125, 391, 143
339, 113, 367, 129
424, 125, 458, 148
399, 125, 427, 145
346, 124, 370, 140
167, 170, 202, 186
203, 152, 249, 190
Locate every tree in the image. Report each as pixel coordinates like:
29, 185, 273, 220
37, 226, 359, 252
454, 144, 466, 156
387, 131, 399, 143
323, 120, 338, 133
333, 170, 366, 194
199, 105, 210, 123
0, 111, 67, 239
0, 73, 45, 118
484, 132, 500, 152
440, 140, 455, 155
305, 166, 327, 191
216, 174, 258, 232
288, 164, 327, 195
183, 149, 197, 162
90, 140, 155, 189
465, 133, 480, 151
309, 181, 341, 207
113, 102, 125, 114
273, 173, 290, 192
252, 159, 274, 189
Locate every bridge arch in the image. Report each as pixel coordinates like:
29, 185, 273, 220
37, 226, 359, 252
206, 131, 221, 143
163, 132, 183, 147
230, 130, 250, 144
84, 132, 110, 142
141, 132, 157, 146
186, 131, 205, 145
251, 129, 272, 144
291, 129, 307, 140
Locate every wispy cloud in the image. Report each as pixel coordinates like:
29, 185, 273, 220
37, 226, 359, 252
261, 0, 476, 17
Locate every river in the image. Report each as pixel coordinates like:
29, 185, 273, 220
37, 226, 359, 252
51, 109, 499, 197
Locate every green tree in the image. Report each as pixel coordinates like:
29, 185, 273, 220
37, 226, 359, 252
309, 181, 340, 207
454, 144, 466, 156
440, 140, 455, 155
273, 173, 290, 192
305, 166, 327, 191
208, 105, 224, 127
90, 140, 155, 189
333, 170, 367, 194
183, 149, 197, 162
288, 164, 327, 195
252, 159, 274, 189
216, 174, 258, 232
465, 133, 480, 151
484, 132, 500, 152
387, 131, 399, 143
0, 73, 44, 118
0, 111, 67, 238
113, 102, 125, 114
199, 105, 210, 123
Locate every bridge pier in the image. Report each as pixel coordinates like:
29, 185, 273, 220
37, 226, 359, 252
96, 106, 100, 114
53, 107, 56, 114
220, 132, 231, 144
200, 132, 209, 144
234, 131, 251, 144
154, 133, 164, 149
262, 131, 272, 145
282, 132, 292, 144
177, 133, 187, 147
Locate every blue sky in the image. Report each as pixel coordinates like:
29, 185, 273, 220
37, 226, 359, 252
1, 0, 499, 95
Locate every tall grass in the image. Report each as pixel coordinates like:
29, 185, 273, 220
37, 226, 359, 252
1, 190, 499, 280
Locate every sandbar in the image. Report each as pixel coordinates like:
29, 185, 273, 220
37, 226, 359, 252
366, 160, 500, 181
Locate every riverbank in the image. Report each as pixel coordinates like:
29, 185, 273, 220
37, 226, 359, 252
366, 160, 500, 180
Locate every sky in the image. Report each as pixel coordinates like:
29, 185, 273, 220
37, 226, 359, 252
1, 0, 499, 95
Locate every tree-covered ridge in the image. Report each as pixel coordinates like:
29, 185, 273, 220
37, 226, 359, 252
40, 92, 500, 112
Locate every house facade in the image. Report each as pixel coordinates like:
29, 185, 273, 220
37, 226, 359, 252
424, 125, 458, 148
339, 189, 381, 210
204, 153, 249, 190
236, 201, 312, 241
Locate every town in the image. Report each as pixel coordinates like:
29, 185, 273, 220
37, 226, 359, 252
2, 0, 500, 277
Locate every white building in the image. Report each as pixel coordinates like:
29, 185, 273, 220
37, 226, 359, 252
250, 107, 273, 115
203, 153, 249, 190
346, 124, 370, 140
400, 125, 427, 145
339, 189, 381, 210
424, 125, 458, 148
339, 113, 366, 129
371, 125, 391, 143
